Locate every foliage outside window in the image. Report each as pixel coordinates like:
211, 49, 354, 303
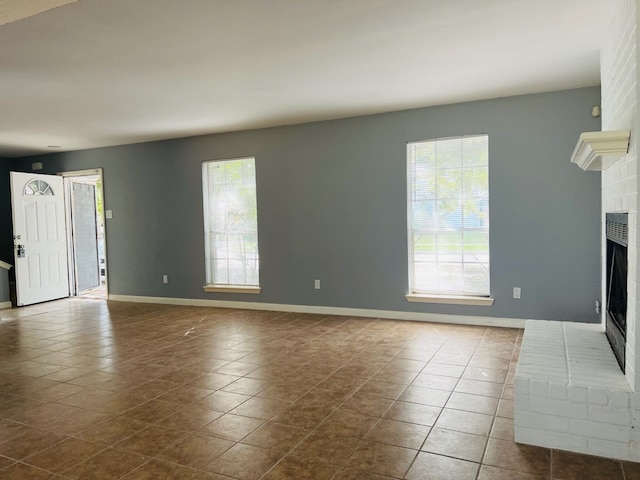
202, 158, 259, 287
408, 135, 490, 296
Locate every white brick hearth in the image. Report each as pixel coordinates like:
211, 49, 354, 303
515, 321, 632, 459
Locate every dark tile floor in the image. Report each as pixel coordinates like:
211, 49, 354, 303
0, 298, 638, 479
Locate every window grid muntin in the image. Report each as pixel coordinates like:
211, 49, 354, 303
408, 134, 489, 296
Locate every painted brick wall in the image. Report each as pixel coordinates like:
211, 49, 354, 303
601, 0, 638, 390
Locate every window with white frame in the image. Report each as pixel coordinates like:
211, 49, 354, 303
407, 135, 490, 296
202, 157, 259, 287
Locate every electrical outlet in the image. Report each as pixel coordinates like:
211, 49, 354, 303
595, 300, 601, 314
163, 275, 168, 284
314, 279, 320, 289
105, 210, 113, 219
513, 287, 521, 299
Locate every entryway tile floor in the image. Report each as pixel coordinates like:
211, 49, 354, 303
0, 298, 638, 479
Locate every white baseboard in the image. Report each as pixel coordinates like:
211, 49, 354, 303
108, 294, 526, 328
0, 301, 12, 310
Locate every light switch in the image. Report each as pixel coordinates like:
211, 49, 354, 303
105, 210, 113, 219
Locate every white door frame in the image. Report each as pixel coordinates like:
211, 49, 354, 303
59, 168, 108, 298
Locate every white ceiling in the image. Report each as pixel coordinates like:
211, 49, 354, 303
0, 0, 610, 158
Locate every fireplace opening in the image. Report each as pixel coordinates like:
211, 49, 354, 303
605, 212, 628, 372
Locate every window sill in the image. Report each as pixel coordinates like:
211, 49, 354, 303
406, 294, 494, 306
203, 285, 261, 294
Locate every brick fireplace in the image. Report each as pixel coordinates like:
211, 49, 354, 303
515, 0, 640, 461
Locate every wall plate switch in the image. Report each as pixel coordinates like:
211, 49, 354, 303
163, 275, 168, 284
105, 210, 113, 219
314, 279, 320, 289
513, 287, 521, 299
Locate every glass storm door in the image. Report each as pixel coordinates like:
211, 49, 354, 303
10, 172, 70, 306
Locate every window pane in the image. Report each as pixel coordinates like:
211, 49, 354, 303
463, 231, 489, 263
462, 168, 488, 198
437, 263, 464, 293
436, 169, 462, 199
463, 135, 489, 166
213, 234, 229, 258
410, 141, 436, 169
408, 135, 489, 296
414, 262, 437, 292
213, 259, 229, 284
414, 164, 436, 200
436, 138, 462, 168
413, 232, 437, 263
437, 231, 462, 263
203, 157, 259, 286
437, 199, 462, 229
412, 200, 437, 231
464, 263, 490, 295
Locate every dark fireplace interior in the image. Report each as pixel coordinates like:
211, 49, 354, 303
605, 212, 628, 372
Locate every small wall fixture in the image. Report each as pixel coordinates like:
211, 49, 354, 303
571, 130, 630, 171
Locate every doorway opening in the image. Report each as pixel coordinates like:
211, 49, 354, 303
62, 169, 107, 300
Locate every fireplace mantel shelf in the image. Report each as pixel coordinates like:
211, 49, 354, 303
571, 130, 630, 171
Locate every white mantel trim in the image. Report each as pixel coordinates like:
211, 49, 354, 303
571, 130, 630, 171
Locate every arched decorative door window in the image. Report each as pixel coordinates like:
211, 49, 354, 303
24, 179, 54, 196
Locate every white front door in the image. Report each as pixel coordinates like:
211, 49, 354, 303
10, 172, 70, 306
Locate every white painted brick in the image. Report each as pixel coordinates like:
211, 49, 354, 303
588, 388, 609, 406
530, 380, 549, 398
589, 405, 632, 425
569, 418, 631, 442
610, 390, 631, 409
602, 0, 638, 426
569, 386, 588, 403
629, 424, 640, 443
515, 427, 587, 452
587, 438, 630, 461
514, 394, 530, 413
530, 396, 587, 419
548, 383, 568, 400
629, 441, 640, 462
516, 411, 569, 432
514, 377, 529, 395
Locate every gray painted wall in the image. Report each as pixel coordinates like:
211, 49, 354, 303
0, 159, 12, 271
3, 87, 602, 321
0, 159, 13, 304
